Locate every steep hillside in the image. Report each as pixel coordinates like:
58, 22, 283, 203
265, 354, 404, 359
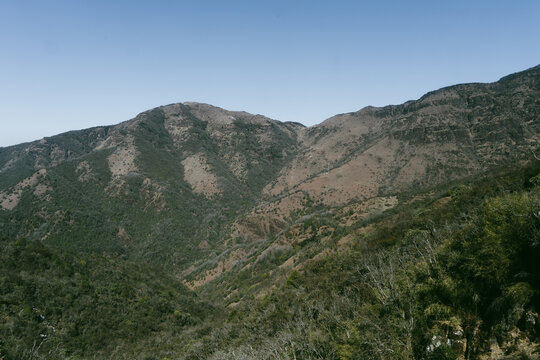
263, 64, 540, 209
0, 65, 539, 275
179, 161, 540, 360
184, 65, 540, 287
0, 103, 302, 266
4, 160, 537, 360
1, 65, 539, 360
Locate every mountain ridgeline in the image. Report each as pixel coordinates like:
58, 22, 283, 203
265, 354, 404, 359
1, 66, 539, 268
1, 65, 540, 359
0, 103, 303, 265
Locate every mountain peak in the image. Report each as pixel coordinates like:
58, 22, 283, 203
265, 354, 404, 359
155, 101, 282, 127
1, 64, 538, 266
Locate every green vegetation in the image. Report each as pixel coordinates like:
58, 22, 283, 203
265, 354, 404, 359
179, 161, 540, 359
1, 150, 539, 359
0, 104, 301, 268
0, 237, 214, 359
1, 66, 539, 358
2, 130, 540, 359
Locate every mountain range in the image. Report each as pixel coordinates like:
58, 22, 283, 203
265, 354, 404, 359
1, 64, 539, 359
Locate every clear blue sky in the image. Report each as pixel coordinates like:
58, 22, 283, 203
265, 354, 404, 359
1, 0, 539, 147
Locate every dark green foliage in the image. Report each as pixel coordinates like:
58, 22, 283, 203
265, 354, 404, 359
0, 127, 111, 189
1, 66, 540, 358
181, 161, 540, 359
0, 104, 302, 268
0, 237, 214, 359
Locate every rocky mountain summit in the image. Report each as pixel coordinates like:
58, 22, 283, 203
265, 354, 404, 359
0, 65, 539, 271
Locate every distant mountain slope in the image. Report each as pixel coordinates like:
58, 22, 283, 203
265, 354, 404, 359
196, 64, 540, 285
265, 64, 540, 204
0, 65, 539, 272
0, 103, 302, 265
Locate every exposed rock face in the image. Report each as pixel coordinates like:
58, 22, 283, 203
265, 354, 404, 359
0, 64, 538, 271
